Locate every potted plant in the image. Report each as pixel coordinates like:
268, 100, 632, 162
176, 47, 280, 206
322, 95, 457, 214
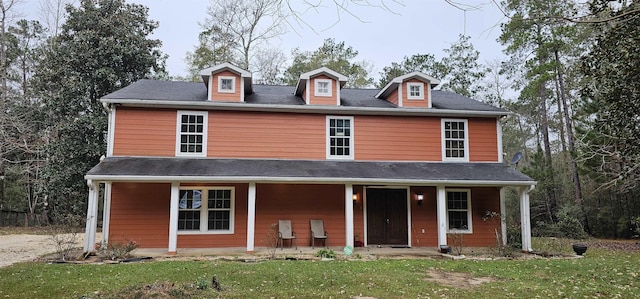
572, 243, 588, 255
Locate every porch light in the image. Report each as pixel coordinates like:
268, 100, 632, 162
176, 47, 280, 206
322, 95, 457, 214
352, 193, 358, 204
416, 193, 424, 205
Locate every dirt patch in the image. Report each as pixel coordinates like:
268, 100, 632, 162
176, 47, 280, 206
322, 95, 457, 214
0, 232, 90, 268
586, 239, 640, 251
424, 269, 495, 288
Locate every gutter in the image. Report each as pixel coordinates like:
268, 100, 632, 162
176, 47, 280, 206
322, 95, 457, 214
101, 98, 511, 117
84, 174, 535, 187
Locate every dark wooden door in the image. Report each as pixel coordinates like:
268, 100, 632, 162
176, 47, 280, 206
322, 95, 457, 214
366, 188, 408, 245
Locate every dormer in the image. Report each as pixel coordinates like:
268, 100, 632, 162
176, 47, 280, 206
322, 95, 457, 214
294, 67, 348, 106
199, 63, 252, 102
375, 72, 440, 108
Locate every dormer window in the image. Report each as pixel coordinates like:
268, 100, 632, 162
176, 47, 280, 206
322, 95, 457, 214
218, 76, 235, 93
315, 79, 332, 97
407, 82, 424, 100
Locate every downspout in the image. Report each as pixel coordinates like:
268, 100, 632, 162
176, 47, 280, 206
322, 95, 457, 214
521, 184, 536, 252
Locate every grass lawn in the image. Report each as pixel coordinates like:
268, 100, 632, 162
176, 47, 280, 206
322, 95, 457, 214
0, 239, 638, 298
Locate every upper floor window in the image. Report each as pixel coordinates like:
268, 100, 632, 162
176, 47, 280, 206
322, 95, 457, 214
178, 187, 234, 234
327, 116, 354, 159
442, 119, 468, 161
447, 189, 472, 233
315, 79, 332, 97
176, 111, 207, 157
218, 76, 235, 93
407, 82, 424, 99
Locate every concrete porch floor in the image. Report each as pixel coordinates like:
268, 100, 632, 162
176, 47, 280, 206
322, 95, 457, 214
131, 246, 467, 259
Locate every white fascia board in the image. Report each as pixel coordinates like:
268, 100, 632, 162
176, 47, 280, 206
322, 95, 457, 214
101, 98, 511, 118
300, 67, 348, 83
85, 174, 536, 187
376, 72, 442, 99
199, 62, 251, 78
397, 71, 441, 87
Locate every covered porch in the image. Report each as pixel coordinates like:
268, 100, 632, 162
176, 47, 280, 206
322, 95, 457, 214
83, 157, 535, 254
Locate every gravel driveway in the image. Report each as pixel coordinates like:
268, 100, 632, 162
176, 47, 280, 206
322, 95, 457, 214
0, 233, 89, 268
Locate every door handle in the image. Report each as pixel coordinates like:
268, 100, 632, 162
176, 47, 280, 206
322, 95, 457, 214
385, 218, 389, 224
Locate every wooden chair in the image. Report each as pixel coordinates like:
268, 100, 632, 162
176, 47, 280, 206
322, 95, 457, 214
310, 219, 328, 248
278, 220, 296, 250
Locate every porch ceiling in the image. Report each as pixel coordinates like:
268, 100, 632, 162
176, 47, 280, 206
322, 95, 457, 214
86, 157, 535, 186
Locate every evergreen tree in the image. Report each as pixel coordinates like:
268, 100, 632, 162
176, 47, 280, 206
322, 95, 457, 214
32, 0, 165, 223
283, 38, 372, 88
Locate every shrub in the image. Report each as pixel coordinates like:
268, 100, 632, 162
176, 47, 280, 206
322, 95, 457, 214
263, 223, 279, 259
315, 249, 336, 259
99, 240, 138, 260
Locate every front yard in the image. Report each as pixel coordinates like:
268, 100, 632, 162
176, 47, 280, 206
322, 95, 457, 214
0, 238, 638, 298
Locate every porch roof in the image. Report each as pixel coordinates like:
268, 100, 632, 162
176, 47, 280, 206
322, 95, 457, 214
86, 157, 535, 186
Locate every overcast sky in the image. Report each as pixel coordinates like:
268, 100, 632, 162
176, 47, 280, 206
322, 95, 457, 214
24, 0, 510, 80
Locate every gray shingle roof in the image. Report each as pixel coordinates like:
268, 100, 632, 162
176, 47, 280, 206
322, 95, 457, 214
86, 157, 533, 185
102, 80, 507, 113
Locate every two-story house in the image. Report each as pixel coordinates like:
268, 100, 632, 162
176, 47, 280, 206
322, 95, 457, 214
83, 63, 535, 254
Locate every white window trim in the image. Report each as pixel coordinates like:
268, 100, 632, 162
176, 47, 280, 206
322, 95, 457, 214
177, 186, 235, 235
446, 189, 473, 234
407, 82, 424, 100
441, 118, 469, 162
326, 115, 354, 160
315, 79, 333, 97
218, 76, 236, 93
176, 110, 208, 157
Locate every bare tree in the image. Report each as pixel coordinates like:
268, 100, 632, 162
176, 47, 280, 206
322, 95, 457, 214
203, 0, 286, 70
39, 0, 74, 37
253, 47, 286, 85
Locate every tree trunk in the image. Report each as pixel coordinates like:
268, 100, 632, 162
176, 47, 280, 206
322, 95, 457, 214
554, 49, 589, 232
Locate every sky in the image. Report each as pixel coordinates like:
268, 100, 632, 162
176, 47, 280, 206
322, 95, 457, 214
22, 0, 511, 80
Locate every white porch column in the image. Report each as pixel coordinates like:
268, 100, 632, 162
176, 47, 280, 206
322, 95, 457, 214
500, 187, 507, 246
83, 180, 99, 253
246, 182, 256, 252
436, 185, 447, 246
168, 182, 179, 254
519, 185, 534, 252
101, 182, 112, 245
345, 184, 354, 247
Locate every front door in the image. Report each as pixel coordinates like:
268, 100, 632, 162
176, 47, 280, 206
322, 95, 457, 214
366, 188, 408, 245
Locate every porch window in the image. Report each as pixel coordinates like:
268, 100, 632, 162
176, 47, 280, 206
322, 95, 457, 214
315, 79, 332, 97
176, 111, 207, 157
327, 116, 354, 159
442, 119, 468, 161
218, 76, 235, 93
407, 82, 424, 99
446, 189, 472, 233
178, 187, 234, 234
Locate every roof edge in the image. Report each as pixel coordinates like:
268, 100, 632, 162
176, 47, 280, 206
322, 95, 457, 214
85, 174, 535, 186
102, 98, 511, 117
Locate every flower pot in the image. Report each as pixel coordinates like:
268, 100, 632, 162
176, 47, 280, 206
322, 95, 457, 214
572, 243, 588, 255
439, 245, 451, 254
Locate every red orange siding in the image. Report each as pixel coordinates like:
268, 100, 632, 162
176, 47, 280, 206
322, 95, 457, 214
112, 108, 176, 156
254, 184, 345, 247
109, 182, 248, 249
177, 183, 248, 248
209, 111, 326, 159
308, 75, 338, 106
410, 187, 439, 246
386, 90, 399, 106
402, 79, 429, 108
456, 187, 501, 247
112, 108, 499, 162
210, 70, 242, 102
469, 118, 499, 162
355, 116, 441, 161
109, 182, 171, 248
